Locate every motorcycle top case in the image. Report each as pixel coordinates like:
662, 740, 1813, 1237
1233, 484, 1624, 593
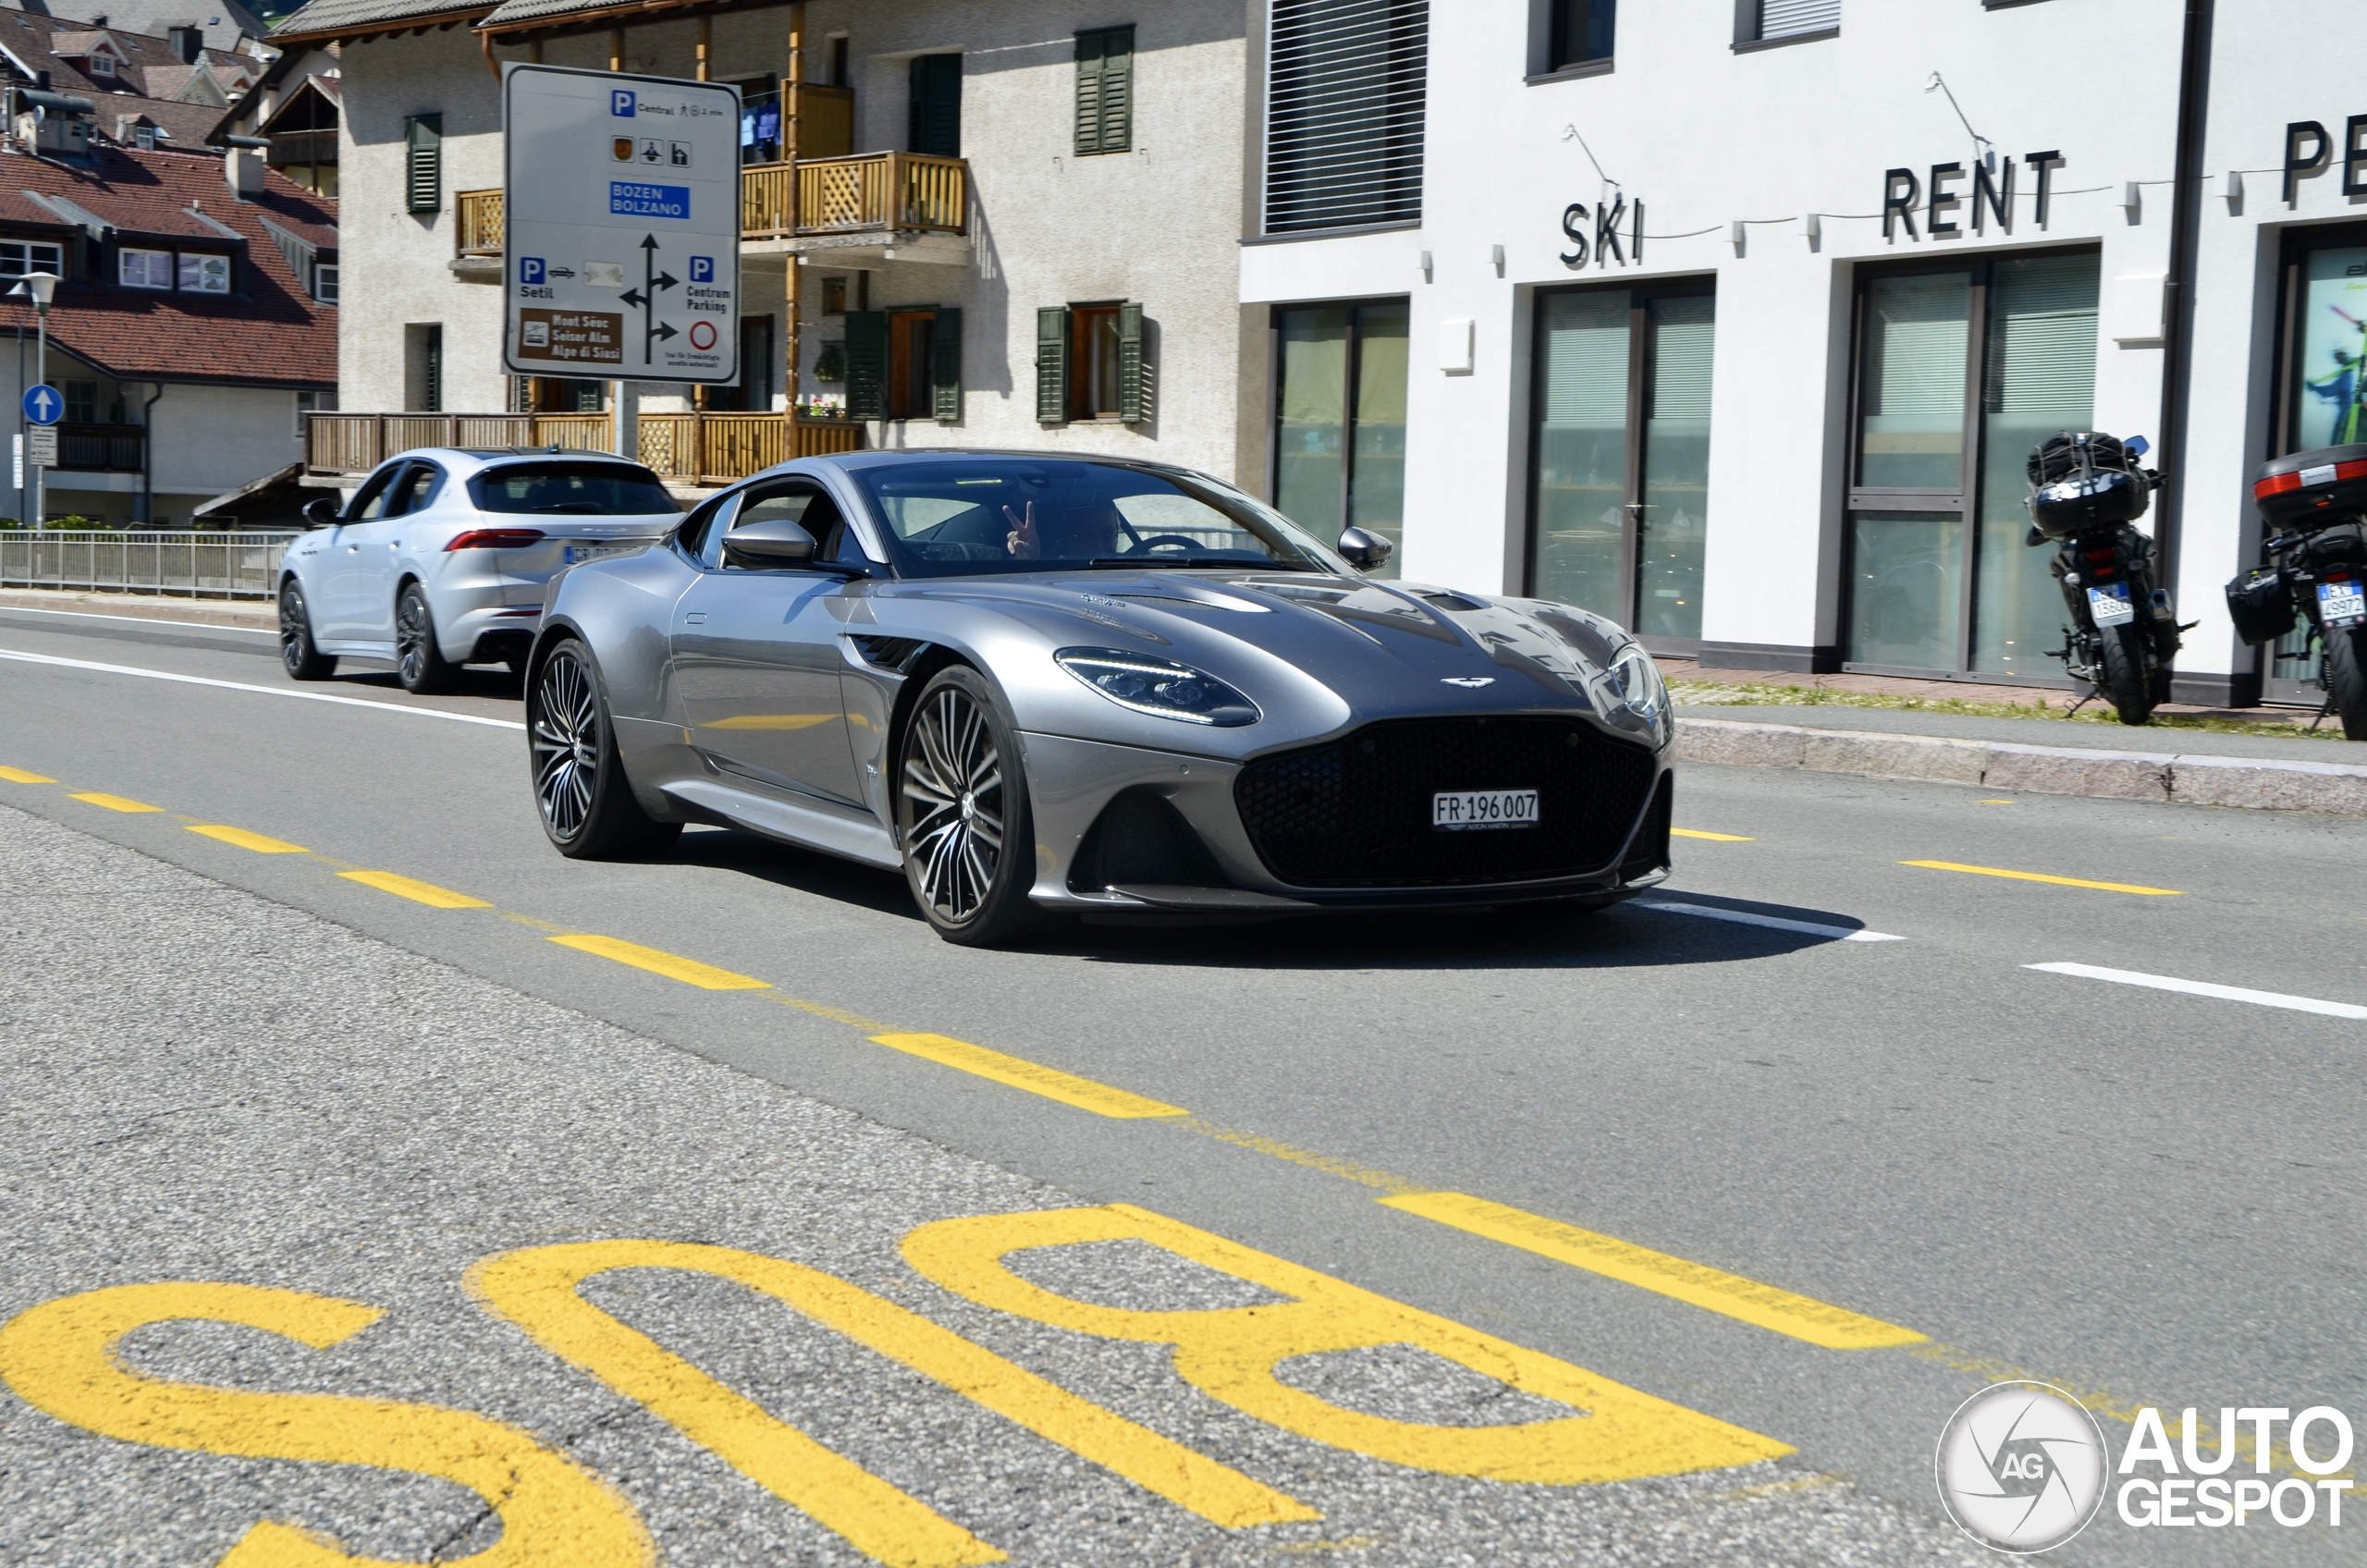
2224, 567, 2299, 645
2253, 442, 2367, 526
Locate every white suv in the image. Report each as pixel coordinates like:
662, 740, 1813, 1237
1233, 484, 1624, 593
277, 448, 682, 692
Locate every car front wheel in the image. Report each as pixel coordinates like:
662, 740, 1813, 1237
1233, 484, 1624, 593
528, 638, 681, 859
897, 667, 1042, 947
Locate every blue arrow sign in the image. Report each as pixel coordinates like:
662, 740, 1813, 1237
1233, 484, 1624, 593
22, 384, 61, 425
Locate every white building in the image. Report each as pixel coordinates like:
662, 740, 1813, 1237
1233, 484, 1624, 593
1243, 0, 2356, 709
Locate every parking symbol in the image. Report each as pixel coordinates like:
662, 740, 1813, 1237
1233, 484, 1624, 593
519, 257, 546, 286
610, 89, 634, 116
690, 256, 715, 283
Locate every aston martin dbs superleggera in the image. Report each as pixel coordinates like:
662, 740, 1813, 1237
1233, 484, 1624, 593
526, 450, 1673, 945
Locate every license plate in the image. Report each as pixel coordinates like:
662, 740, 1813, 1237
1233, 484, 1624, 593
2087, 583, 2136, 626
2321, 577, 2367, 628
564, 544, 637, 564
1432, 790, 1539, 831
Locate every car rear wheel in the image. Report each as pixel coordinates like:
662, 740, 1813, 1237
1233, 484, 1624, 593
395, 582, 460, 694
529, 639, 681, 859
898, 667, 1042, 947
277, 580, 336, 681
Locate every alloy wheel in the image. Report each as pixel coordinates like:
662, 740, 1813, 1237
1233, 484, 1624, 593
901, 684, 1004, 924
396, 590, 433, 687
531, 649, 601, 839
278, 590, 308, 675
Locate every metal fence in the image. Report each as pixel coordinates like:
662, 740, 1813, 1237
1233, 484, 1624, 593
0, 531, 296, 600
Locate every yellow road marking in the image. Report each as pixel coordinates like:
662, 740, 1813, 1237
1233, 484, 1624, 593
549, 934, 772, 989
1901, 860, 2182, 896
1672, 828, 1754, 841
0, 766, 55, 783
185, 824, 306, 854
868, 1033, 1186, 1120
905, 1205, 1792, 1483
340, 869, 495, 909
1380, 1192, 1926, 1351
1980, 799, 2016, 805
68, 791, 160, 814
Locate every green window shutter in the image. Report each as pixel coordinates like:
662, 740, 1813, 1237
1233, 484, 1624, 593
1117, 301, 1145, 424
844, 311, 887, 421
931, 306, 963, 423
1074, 27, 1134, 157
1036, 306, 1071, 425
405, 114, 442, 214
908, 54, 962, 156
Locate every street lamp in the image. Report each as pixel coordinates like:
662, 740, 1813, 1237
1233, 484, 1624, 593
13, 271, 55, 530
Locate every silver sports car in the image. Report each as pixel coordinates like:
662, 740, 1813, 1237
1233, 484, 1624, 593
526, 450, 1674, 946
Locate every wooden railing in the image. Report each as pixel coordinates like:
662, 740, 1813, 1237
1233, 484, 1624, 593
741, 152, 967, 240
305, 411, 613, 474
54, 423, 144, 472
635, 413, 864, 483
456, 189, 504, 256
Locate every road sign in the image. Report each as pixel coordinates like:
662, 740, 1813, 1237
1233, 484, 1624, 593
22, 384, 61, 425
27, 426, 56, 468
502, 65, 741, 384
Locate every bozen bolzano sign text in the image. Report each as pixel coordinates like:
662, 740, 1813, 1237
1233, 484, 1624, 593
1561, 195, 1643, 270
1883, 152, 2064, 240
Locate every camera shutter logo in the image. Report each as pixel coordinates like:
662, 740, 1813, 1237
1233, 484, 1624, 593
1936, 1382, 2108, 1552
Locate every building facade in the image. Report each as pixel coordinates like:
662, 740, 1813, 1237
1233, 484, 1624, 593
1242, 0, 2354, 708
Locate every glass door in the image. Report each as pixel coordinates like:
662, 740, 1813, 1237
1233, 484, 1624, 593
2268, 226, 2367, 704
1528, 282, 1716, 646
1271, 300, 1410, 576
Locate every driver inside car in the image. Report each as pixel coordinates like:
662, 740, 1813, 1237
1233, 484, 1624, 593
1003, 497, 1125, 560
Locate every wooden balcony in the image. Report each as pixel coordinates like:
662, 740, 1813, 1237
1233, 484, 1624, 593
456, 189, 504, 257
305, 411, 611, 475
741, 152, 967, 242
55, 423, 145, 472
635, 412, 864, 484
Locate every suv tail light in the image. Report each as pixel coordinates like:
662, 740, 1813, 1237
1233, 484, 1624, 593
445, 528, 546, 551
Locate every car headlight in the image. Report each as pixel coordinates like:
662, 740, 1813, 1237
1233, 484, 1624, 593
1054, 648, 1260, 727
1607, 643, 1667, 726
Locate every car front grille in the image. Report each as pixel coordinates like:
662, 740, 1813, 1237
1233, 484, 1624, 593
1233, 717, 1660, 888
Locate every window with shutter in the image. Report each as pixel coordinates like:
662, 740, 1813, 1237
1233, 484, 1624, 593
907, 54, 961, 157
1036, 307, 1071, 425
1752, 0, 1839, 41
405, 114, 442, 214
1074, 26, 1133, 156
1116, 301, 1145, 424
931, 306, 963, 423
1264, 0, 1427, 235
844, 311, 887, 421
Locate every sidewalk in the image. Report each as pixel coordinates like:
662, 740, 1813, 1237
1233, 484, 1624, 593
0, 586, 276, 630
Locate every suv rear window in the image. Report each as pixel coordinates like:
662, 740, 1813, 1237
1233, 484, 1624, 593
469, 461, 679, 516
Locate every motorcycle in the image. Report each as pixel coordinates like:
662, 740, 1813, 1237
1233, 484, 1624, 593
2025, 431, 2180, 725
2226, 441, 2367, 741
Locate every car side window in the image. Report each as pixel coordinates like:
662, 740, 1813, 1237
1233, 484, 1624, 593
386, 463, 444, 518
724, 480, 864, 570
348, 462, 407, 521
677, 491, 739, 565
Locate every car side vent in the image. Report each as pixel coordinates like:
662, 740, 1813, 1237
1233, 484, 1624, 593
1620, 772, 1674, 883
1068, 788, 1231, 894
849, 636, 929, 673
1419, 591, 1487, 612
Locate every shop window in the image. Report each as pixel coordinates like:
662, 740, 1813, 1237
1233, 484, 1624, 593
404, 114, 442, 214
0, 240, 65, 277
1551, 0, 1614, 67
2264, 224, 2367, 702
120, 248, 173, 289
1035, 304, 1144, 426
1845, 251, 2099, 677
908, 53, 961, 157
1738, 0, 1840, 46
178, 252, 230, 294
1265, 0, 1427, 234
1273, 300, 1408, 577
1529, 286, 1715, 643
1074, 26, 1133, 156
846, 308, 960, 422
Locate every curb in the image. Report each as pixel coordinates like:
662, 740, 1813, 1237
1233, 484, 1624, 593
0, 588, 276, 631
1674, 717, 2367, 816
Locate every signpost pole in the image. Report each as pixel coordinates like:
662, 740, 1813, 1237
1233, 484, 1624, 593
785, 0, 803, 435
27, 273, 54, 530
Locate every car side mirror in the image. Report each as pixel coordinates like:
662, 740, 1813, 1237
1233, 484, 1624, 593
721, 517, 817, 567
301, 496, 342, 529
1337, 526, 1394, 570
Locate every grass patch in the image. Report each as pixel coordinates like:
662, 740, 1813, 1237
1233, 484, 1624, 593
1667, 680, 2346, 741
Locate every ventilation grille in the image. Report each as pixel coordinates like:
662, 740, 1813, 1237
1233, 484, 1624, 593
1264, 0, 1428, 235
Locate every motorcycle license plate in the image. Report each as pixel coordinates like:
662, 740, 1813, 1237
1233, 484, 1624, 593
2320, 577, 2367, 628
1433, 790, 1539, 831
2087, 583, 2136, 627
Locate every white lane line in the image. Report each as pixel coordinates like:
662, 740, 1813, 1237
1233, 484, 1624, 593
0, 647, 524, 730
0, 604, 277, 635
2027, 962, 2367, 1021
1638, 899, 1905, 943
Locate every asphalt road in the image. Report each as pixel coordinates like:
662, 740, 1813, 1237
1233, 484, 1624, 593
2, 600, 2362, 1566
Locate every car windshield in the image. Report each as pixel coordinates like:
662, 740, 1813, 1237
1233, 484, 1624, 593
470, 461, 679, 516
848, 458, 1341, 577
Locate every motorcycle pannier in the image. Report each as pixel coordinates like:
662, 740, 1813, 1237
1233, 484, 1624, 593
2025, 431, 2152, 539
2224, 568, 2297, 645
2253, 442, 2367, 527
